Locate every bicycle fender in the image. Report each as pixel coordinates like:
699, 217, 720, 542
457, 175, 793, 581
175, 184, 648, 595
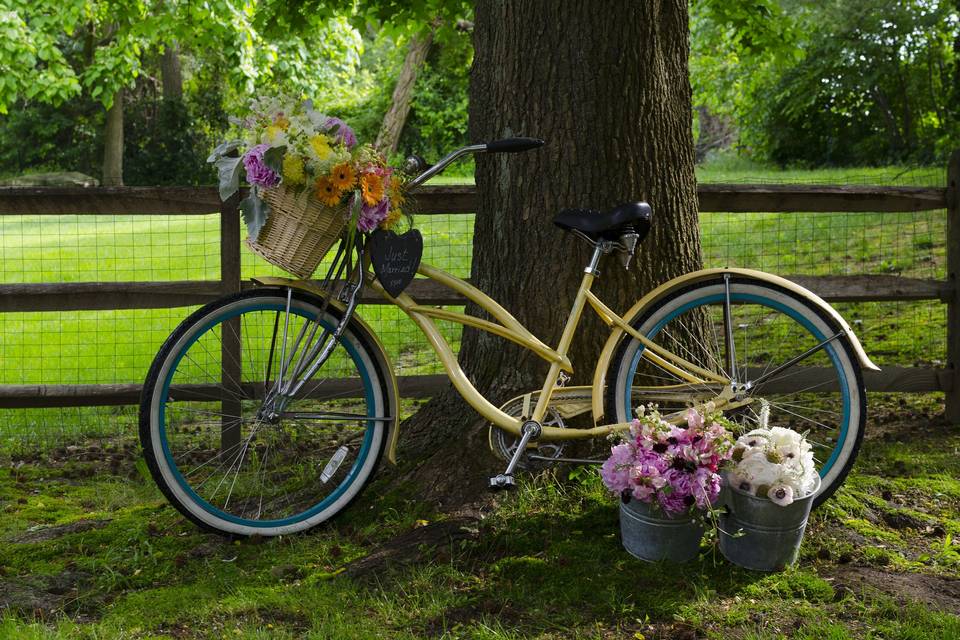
252, 277, 402, 464
589, 267, 880, 425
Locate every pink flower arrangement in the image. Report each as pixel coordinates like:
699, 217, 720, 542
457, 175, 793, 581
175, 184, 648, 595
600, 406, 735, 516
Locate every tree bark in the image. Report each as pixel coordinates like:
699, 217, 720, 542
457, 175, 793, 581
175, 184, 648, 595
161, 41, 184, 100
395, 0, 702, 509
375, 28, 435, 157
102, 90, 124, 187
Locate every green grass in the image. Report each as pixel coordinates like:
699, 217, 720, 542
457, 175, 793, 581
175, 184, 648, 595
695, 152, 945, 186
0, 162, 950, 447
0, 396, 958, 638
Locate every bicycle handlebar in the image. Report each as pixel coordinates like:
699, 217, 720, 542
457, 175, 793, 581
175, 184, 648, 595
406, 138, 545, 189
485, 137, 545, 153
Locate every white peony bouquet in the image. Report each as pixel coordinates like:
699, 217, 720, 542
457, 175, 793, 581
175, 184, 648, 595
728, 405, 818, 506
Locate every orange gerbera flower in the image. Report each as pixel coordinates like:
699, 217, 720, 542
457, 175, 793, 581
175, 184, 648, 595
314, 176, 342, 207
360, 172, 385, 206
330, 162, 356, 190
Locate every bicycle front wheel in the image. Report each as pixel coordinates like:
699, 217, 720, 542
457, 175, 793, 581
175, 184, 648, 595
140, 288, 392, 536
605, 276, 865, 508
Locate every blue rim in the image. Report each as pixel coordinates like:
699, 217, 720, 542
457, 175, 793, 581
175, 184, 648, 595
625, 291, 850, 478
158, 301, 376, 528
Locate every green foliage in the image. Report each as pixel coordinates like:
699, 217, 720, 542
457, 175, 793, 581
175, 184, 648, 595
692, 0, 960, 166
0, 0, 476, 182
123, 98, 218, 186
398, 30, 472, 162
760, 0, 957, 165
0, 100, 102, 178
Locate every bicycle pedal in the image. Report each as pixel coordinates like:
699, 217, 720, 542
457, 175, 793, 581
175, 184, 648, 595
488, 474, 517, 491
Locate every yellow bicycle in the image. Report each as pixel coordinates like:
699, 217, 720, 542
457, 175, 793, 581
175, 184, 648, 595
139, 139, 877, 536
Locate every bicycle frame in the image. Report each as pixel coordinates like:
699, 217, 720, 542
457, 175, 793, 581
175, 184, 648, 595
365, 249, 734, 443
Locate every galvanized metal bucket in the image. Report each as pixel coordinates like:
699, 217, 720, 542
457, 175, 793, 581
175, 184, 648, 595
619, 498, 704, 563
719, 474, 822, 572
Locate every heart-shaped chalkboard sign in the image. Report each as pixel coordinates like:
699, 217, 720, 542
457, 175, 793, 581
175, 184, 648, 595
369, 229, 423, 298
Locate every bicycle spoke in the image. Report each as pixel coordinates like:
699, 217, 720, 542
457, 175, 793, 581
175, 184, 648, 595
148, 292, 385, 530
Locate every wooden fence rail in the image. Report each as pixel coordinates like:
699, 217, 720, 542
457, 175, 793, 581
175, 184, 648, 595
1, 161, 958, 420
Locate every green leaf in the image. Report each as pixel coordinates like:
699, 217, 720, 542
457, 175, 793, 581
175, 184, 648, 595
215, 156, 243, 201
262, 145, 287, 173
240, 191, 270, 242
207, 139, 244, 163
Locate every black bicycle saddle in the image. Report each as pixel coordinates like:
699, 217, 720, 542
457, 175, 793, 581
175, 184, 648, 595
553, 201, 652, 241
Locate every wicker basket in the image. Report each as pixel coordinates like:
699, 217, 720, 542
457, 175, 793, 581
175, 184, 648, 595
245, 184, 347, 279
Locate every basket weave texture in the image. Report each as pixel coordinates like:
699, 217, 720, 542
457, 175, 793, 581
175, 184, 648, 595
245, 184, 347, 279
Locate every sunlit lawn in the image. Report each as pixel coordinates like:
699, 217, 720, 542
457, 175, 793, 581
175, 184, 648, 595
0, 164, 950, 446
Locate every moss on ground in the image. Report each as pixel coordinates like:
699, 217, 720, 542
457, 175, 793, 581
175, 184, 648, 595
1, 395, 959, 638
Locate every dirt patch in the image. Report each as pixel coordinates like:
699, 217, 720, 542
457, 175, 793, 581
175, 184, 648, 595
0, 570, 93, 618
10, 518, 112, 544
421, 599, 523, 637
343, 516, 480, 578
862, 398, 948, 444
828, 565, 960, 614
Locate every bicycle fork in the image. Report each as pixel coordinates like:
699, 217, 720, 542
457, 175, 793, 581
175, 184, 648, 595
258, 243, 365, 422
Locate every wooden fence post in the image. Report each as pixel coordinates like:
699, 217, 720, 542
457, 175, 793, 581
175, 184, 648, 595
946, 150, 960, 424
220, 197, 243, 456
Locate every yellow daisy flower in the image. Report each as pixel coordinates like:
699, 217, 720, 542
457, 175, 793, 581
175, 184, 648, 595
265, 125, 284, 143
330, 162, 356, 190
379, 207, 402, 230
389, 178, 406, 207
309, 134, 334, 161
314, 176, 342, 207
282, 154, 305, 185
360, 172, 385, 206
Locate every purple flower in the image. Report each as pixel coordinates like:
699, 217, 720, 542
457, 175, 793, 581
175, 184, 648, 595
657, 489, 689, 515
243, 144, 280, 188
324, 117, 357, 148
600, 443, 635, 495
693, 467, 722, 509
357, 198, 390, 232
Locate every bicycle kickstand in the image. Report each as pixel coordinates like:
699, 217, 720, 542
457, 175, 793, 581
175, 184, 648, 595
489, 420, 542, 491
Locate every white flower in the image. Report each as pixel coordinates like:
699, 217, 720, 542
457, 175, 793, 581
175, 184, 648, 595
735, 453, 781, 488
736, 429, 771, 453
731, 472, 756, 495
768, 426, 804, 450
767, 482, 795, 506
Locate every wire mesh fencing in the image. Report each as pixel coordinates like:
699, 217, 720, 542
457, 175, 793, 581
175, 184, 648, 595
0, 169, 952, 453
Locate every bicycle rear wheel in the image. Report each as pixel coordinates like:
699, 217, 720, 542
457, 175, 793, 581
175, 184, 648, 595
139, 288, 392, 536
605, 276, 865, 508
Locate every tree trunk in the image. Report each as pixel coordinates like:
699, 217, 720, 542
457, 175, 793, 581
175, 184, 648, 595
161, 41, 183, 100
375, 28, 435, 157
395, 0, 702, 509
102, 90, 124, 187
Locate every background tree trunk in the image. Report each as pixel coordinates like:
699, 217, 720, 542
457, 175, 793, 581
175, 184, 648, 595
375, 28, 435, 156
161, 41, 184, 100
102, 90, 124, 187
395, 0, 702, 508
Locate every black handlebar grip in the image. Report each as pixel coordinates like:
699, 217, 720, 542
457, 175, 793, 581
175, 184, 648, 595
485, 137, 545, 153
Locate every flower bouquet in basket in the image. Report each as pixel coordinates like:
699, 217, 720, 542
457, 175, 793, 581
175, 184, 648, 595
719, 404, 822, 571
600, 405, 734, 563
208, 96, 408, 278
